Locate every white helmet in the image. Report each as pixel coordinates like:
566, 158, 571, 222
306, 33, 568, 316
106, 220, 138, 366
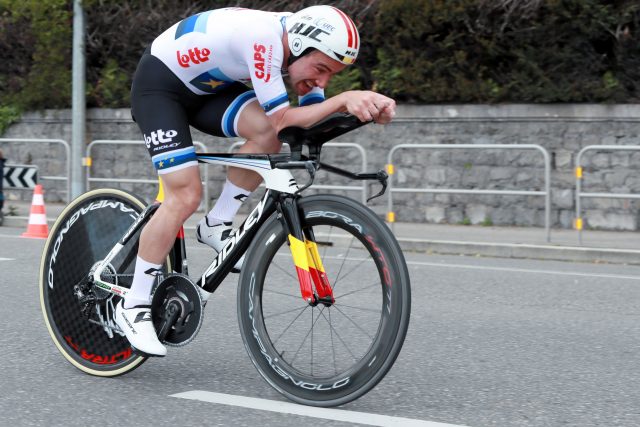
286, 5, 359, 65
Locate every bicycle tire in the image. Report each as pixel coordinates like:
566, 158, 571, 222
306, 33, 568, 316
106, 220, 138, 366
39, 188, 169, 376
237, 194, 411, 406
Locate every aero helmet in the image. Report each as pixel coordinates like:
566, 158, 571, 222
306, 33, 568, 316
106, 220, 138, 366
286, 5, 359, 65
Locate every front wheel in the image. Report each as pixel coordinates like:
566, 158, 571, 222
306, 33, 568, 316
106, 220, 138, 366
39, 189, 169, 376
237, 194, 411, 407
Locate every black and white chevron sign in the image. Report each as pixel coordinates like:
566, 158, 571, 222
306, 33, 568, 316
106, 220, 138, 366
2, 164, 38, 189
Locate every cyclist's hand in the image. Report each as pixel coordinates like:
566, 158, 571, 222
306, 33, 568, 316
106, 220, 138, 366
343, 91, 396, 124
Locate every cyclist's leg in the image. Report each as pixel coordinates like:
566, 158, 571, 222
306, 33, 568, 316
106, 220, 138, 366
229, 99, 281, 190
121, 51, 202, 355
190, 87, 280, 266
191, 86, 280, 211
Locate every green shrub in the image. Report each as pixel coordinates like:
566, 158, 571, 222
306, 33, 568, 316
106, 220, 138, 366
0, 105, 21, 135
1, 0, 638, 109
371, 0, 640, 102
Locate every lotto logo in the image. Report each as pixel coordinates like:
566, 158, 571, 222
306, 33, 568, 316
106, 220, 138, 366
144, 129, 178, 148
176, 47, 211, 68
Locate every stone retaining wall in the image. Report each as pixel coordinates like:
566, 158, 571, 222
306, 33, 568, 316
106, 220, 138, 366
1, 105, 639, 230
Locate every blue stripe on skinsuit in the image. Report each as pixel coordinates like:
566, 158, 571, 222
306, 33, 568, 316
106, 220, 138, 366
175, 12, 213, 39
152, 147, 197, 170
152, 146, 195, 162
154, 151, 197, 171
175, 15, 197, 39
261, 93, 289, 113
299, 94, 324, 106
193, 11, 212, 33
223, 91, 257, 137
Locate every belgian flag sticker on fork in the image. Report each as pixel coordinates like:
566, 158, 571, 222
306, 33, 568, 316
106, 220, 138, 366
288, 235, 334, 303
288, 235, 314, 302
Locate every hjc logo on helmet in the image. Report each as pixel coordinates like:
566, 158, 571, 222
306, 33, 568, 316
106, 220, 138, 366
144, 129, 178, 149
176, 47, 211, 68
288, 23, 330, 44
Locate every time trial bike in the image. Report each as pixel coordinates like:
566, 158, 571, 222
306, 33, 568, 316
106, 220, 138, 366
39, 113, 411, 407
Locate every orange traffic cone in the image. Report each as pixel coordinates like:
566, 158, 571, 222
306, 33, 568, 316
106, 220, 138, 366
21, 184, 49, 239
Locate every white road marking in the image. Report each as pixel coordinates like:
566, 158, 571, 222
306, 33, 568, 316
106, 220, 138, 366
0, 257, 14, 261
171, 391, 467, 427
407, 260, 640, 281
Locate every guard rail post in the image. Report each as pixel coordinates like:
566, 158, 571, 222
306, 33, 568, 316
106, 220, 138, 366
574, 145, 640, 245
386, 144, 551, 242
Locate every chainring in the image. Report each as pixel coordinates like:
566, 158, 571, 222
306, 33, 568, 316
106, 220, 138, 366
151, 274, 204, 347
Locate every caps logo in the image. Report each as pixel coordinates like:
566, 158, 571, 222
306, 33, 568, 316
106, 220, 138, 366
253, 43, 273, 83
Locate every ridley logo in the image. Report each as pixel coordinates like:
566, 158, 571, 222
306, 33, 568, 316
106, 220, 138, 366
176, 47, 211, 68
253, 43, 272, 83
144, 129, 178, 148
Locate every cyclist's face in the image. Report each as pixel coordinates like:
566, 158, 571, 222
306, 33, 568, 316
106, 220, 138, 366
288, 50, 346, 95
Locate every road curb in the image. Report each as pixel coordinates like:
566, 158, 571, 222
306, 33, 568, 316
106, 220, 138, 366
3, 215, 638, 265
397, 238, 640, 265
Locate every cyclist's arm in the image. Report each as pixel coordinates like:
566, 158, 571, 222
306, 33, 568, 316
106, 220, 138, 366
268, 90, 396, 132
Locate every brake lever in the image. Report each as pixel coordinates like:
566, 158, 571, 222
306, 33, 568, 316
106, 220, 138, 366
366, 170, 388, 202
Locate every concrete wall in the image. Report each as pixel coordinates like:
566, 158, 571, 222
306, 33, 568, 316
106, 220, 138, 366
1, 104, 639, 230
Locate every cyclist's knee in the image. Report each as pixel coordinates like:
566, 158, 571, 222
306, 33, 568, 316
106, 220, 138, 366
159, 168, 202, 219
237, 102, 279, 153
169, 185, 201, 216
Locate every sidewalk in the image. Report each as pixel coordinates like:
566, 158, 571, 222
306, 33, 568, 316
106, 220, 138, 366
3, 201, 639, 265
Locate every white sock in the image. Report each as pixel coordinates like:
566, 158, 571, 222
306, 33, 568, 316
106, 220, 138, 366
124, 256, 162, 309
206, 179, 251, 225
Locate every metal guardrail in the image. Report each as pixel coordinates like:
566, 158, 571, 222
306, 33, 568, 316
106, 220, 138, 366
86, 140, 211, 212
574, 145, 640, 244
228, 141, 369, 204
387, 144, 552, 242
0, 138, 71, 202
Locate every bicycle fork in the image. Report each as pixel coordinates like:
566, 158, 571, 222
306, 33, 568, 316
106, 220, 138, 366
280, 197, 334, 307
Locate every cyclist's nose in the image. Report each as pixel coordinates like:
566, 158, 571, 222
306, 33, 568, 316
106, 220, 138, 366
316, 75, 330, 89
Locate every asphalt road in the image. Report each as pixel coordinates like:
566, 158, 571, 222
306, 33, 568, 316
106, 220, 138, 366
2, 225, 640, 427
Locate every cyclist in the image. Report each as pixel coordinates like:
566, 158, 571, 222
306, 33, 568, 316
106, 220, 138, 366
115, 5, 396, 356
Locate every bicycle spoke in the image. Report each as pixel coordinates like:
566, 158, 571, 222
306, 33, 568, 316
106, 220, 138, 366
270, 304, 309, 346
335, 303, 381, 314
270, 255, 299, 281
264, 305, 308, 320
332, 305, 375, 340
289, 305, 326, 366
330, 234, 356, 293
334, 282, 379, 300
328, 309, 338, 375
332, 254, 373, 288
263, 287, 301, 300
318, 308, 359, 361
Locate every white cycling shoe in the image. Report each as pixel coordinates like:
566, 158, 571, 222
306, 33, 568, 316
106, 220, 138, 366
115, 301, 167, 357
196, 217, 244, 271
